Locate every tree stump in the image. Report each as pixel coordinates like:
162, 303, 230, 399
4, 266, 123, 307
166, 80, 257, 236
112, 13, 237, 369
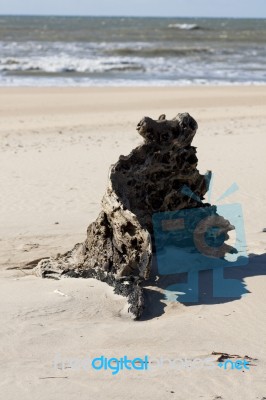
35, 113, 234, 319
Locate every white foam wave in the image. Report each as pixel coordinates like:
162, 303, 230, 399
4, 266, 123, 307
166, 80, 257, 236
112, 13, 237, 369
168, 23, 200, 30
0, 56, 144, 74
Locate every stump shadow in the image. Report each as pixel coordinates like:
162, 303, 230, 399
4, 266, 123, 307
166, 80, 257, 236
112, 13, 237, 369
140, 252, 266, 321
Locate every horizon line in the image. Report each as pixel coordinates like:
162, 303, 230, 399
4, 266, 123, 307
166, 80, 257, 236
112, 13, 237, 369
0, 13, 265, 19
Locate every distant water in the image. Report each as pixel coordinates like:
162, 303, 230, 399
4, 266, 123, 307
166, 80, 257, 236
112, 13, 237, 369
0, 16, 266, 86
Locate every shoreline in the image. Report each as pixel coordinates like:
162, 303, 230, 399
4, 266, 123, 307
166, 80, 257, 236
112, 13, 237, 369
1, 82, 266, 87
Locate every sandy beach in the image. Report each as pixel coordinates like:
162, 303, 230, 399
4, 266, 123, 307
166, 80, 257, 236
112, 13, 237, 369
1, 85, 266, 399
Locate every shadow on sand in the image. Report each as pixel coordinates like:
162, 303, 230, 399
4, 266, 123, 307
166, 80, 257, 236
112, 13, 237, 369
140, 252, 266, 321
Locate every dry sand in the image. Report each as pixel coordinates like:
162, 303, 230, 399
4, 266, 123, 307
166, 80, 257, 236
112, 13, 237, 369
0, 86, 266, 399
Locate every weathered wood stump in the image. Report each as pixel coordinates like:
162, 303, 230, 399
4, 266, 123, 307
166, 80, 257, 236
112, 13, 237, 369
35, 113, 234, 318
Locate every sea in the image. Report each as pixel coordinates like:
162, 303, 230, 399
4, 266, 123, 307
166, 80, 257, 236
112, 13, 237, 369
0, 15, 265, 86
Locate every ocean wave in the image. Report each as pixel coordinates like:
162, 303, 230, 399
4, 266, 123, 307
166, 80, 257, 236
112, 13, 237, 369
105, 47, 211, 57
0, 75, 265, 88
0, 39, 265, 86
168, 23, 200, 30
0, 56, 145, 74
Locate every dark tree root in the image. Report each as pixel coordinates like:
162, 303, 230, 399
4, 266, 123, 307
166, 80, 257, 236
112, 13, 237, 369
37, 255, 144, 319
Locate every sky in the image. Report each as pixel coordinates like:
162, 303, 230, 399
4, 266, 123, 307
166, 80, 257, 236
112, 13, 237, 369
0, 0, 265, 18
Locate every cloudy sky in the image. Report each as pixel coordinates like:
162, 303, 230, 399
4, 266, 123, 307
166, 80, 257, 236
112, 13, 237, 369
0, 0, 265, 18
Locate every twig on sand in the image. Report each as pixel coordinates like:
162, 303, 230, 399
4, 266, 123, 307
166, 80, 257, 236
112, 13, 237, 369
212, 351, 258, 365
39, 376, 68, 379
7, 257, 49, 270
